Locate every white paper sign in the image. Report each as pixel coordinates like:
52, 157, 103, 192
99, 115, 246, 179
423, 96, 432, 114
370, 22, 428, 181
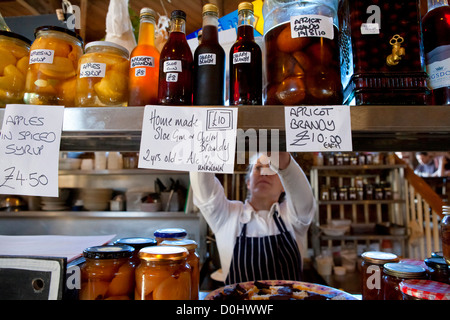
29, 49, 55, 64
290, 14, 334, 40
0, 105, 64, 197
285, 105, 352, 152
139, 106, 238, 173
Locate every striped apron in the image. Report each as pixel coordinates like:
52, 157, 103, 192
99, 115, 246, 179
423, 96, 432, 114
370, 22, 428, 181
225, 211, 302, 285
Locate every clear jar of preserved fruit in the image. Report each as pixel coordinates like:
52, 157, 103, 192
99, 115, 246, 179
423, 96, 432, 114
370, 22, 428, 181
442, 206, 450, 265
424, 257, 450, 284
262, 0, 343, 105
135, 246, 191, 300
80, 245, 135, 300
382, 263, 427, 300
76, 41, 129, 107
24, 26, 83, 107
113, 237, 157, 265
160, 239, 200, 300
154, 228, 187, 244
400, 279, 450, 300
361, 251, 399, 300
0, 31, 31, 106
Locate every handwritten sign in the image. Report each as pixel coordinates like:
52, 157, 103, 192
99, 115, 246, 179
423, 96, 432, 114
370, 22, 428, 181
29, 49, 55, 64
290, 14, 334, 40
139, 106, 238, 173
0, 105, 64, 197
285, 106, 352, 152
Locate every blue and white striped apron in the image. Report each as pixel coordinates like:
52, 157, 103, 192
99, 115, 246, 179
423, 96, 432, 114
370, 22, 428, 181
225, 211, 302, 285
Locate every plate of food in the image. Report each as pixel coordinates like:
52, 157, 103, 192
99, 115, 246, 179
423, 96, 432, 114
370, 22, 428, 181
204, 280, 357, 300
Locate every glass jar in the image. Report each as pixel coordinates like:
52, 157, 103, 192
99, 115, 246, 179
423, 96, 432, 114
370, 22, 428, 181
113, 237, 157, 265
0, 31, 31, 106
80, 245, 135, 300
442, 206, 450, 265
24, 26, 83, 107
135, 246, 191, 300
400, 279, 450, 300
154, 228, 187, 244
424, 257, 450, 284
361, 251, 399, 300
262, 0, 343, 105
382, 263, 427, 300
76, 41, 129, 107
160, 239, 200, 300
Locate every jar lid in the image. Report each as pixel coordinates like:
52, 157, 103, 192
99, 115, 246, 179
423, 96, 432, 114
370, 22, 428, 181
83, 245, 134, 259
424, 257, 449, 270
114, 237, 157, 251
139, 245, 188, 261
140, 7, 157, 20
154, 228, 187, 239
443, 206, 450, 214
34, 26, 83, 44
362, 251, 399, 265
400, 280, 450, 300
171, 10, 186, 20
84, 40, 129, 58
0, 30, 32, 46
238, 2, 254, 12
160, 239, 198, 251
383, 263, 426, 279
203, 3, 219, 15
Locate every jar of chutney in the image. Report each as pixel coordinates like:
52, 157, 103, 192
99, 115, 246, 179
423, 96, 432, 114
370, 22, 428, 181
361, 251, 399, 300
382, 263, 427, 300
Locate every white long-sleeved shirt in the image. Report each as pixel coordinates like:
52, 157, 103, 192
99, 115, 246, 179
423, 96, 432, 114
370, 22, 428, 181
190, 157, 316, 282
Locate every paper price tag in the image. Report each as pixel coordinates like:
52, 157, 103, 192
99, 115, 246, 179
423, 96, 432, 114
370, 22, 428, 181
139, 106, 238, 173
285, 105, 352, 152
0, 105, 64, 197
290, 14, 334, 40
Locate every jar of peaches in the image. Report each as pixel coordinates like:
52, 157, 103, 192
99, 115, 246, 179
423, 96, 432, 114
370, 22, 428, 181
262, 0, 343, 105
24, 26, 83, 107
160, 239, 200, 300
76, 41, 130, 107
80, 245, 135, 300
0, 31, 31, 106
135, 246, 191, 300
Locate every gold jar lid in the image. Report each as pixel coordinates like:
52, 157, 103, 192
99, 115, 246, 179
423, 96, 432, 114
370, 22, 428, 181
203, 3, 219, 15
383, 263, 426, 279
139, 245, 188, 261
362, 251, 399, 265
238, 2, 253, 12
160, 239, 198, 251
140, 7, 157, 19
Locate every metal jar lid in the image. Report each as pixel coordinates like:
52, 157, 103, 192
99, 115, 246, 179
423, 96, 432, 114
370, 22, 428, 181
0, 30, 32, 46
362, 251, 399, 265
114, 237, 157, 251
83, 245, 134, 259
139, 245, 188, 261
160, 239, 198, 251
34, 25, 83, 44
154, 228, 187, 239
383, 263, 427, 279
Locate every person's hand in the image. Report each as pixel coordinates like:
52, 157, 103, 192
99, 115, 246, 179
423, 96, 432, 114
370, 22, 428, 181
264, 152, 291, 171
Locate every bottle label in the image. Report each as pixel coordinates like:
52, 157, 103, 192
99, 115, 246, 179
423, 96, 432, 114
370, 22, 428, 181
163, 60, 182, 72
426, 45, 450, 90
290, 14, 334, 40
166, 73, 178, 82
233, 52, 251, 64
135, 68, 146, 77
29, 49, 55, 64
130, 56, 155, 68
79, 62, 106, 78
198, 53, 216, 66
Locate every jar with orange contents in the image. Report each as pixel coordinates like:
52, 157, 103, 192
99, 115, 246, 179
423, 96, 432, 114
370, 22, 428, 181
76, 41, 130, 107
80, 245, 135, 300
135, 246, 191, 300
24, 26, 83, 107
361, 251, 399, 300
154, 228, 187, 244
160, 239, 200, 300
382, 263, 427, 300
0, 31, 31, 106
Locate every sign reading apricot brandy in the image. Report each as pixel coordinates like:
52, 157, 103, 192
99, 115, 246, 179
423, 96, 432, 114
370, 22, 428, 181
285, 105, 353, 152
0, 104, 63, 197
139, 106, 238, 173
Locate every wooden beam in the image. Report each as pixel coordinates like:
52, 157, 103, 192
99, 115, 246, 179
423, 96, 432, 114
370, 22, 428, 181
16, 0, 40, 15
79, 0, 87, 40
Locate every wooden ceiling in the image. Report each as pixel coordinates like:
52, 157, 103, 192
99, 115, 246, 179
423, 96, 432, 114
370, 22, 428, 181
0, 0, 246, 42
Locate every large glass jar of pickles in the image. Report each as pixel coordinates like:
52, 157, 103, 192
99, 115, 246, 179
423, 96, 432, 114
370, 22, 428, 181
24, 26, 83, 107
76, 41, 130, 107
262, 0, 343, 105
0, 31, 31, 106
135, 246, 191, 300
80, 245, 136, 300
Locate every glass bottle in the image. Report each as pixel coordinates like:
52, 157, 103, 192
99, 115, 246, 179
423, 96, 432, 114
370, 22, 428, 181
441, 206, 450, 265
422, 0, 450, 105
158, 10, 193, 105
128, 8, 160, 106
229, 2, 262, 106
193, 3, 225, 106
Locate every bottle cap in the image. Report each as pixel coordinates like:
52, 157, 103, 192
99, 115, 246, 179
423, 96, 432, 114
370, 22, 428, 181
202, 3, 219, 16
171, 10, 186, 20
140, 7, 157, 19
154, 228, 187, 239
83, 245, 134, 259
238, 2, 253, 12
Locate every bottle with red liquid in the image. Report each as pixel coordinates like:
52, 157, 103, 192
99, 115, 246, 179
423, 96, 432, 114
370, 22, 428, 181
229, 2, 262, 105
422, 0, 450, 105
193, 4, 225, 106
158, 10, 193, 105
128, 8, 160, 106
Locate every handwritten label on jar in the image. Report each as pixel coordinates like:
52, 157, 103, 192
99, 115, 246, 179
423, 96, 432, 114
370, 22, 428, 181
284, 106, 352, 152
139, 106, 238, 174
166, 73, 178, 82
130, 56, 154, 68
163, 60, 182, 72
361, 23, 380, 35
290, 14, 334, 40
79, 62, 106, 78
0, 104, 64, 197
233, 52, 251, 64
29, 49, 55, 64
135, 68, 146, 77
198, 53, 216, 66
